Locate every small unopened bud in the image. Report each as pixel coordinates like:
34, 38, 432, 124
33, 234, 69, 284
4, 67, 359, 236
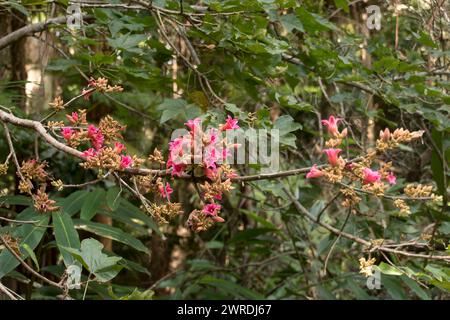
380, 128, 391, 141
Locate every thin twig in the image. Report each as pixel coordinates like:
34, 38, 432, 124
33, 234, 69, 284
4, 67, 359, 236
0, 235, 64, 289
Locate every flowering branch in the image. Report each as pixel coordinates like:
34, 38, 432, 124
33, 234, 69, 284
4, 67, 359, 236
283, 187, 450, 262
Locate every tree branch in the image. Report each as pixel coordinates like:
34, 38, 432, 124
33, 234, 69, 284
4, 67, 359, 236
0, 15, 90, 51
283, 187, 450, 262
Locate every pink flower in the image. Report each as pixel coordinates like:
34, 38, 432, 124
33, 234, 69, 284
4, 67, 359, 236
306, 164, 324, 179
206, 128, 219, 145
87, 124, 98, 136
220, 115, 239, 131
225, 171, 238, 179
323, 148, 342, 167
114, 142, 126, 154
185, 118, 202, 131
362, 168, 381, 184
120, 155, 133, 169
158, 182, 173, 200
387, 172, 397, 185
170, 163, 186, 177
204, 146, 218, 168
221, 147, 230, 161
62, 127, 73, 141
87, 125, 104, 150
321, 116, 342, 136
66, 112, 79, 124
82, 148, 96, 159
202, 203, 221, 216
204, 167, 219, 180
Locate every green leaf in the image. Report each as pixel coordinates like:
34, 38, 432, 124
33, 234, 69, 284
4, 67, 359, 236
430, 129, 445, 195
417, 31, 438, 48
0, 195, 32, 206
21, 243, 39, 271
157, 99, 187, 124
106, 187, 122, 211
382, 275, 408, 299
107, 34, 147, 53
73, 219, 149, 254
224, 103, 241, 115
109, 287, 154, 300
52, 210, 81, 267
274, 115, 302, 136
80, 189, 105, 221
376, 262, 403, 276
61, 190, 89, 216
64, 238, 123, 282
0, 210, 49, 279
401, 275, 430, 300
334, 0, 349, 13
295, 7, 336, 33
116, 199, 162, 237
279, 14, 304, 33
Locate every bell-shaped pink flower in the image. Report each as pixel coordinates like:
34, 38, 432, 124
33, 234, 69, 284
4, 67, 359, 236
386, 172, 396, 185
185, 118, 202, 132
82, 148, 96, 159
362, 168, 381, 184
321, 116, 342, 136
202, 203, 221, 216
323, 148, 342, 167
66, 112, 79, 124
220, 115, 239, 131
62, 127, 73, 141
114, 142, 126, 154
306, 164, 324, 179
87, 125, 104, 150
120, 155, 133, 169
158, 182, 173, 199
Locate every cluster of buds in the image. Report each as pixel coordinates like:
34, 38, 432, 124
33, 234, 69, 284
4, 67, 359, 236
167, 116, 240, 231
20, 159, 48, 182
0, 163, 8, 175
135, 175, 174, 201
404, 183, 442, 202
340, 187, 361, 207
49, 96, 64, 111
148, 148, 165, 165
14, 159, 60, 213
147, 202, 183, 224
394, 199, 411, 216
376, 128, 424, 152
306, 116, 427, 213
82, 77, 123, 100
18, 159, 49, 195
359, 257, 376, 277
1, 233, 21, 256
32, 186, 59, 213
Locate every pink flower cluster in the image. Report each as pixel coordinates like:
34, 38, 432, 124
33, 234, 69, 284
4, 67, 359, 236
167, 116, 240, 221
167, 116, 239, 178
62, 111, 133, 169
306, 116, 397, 186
